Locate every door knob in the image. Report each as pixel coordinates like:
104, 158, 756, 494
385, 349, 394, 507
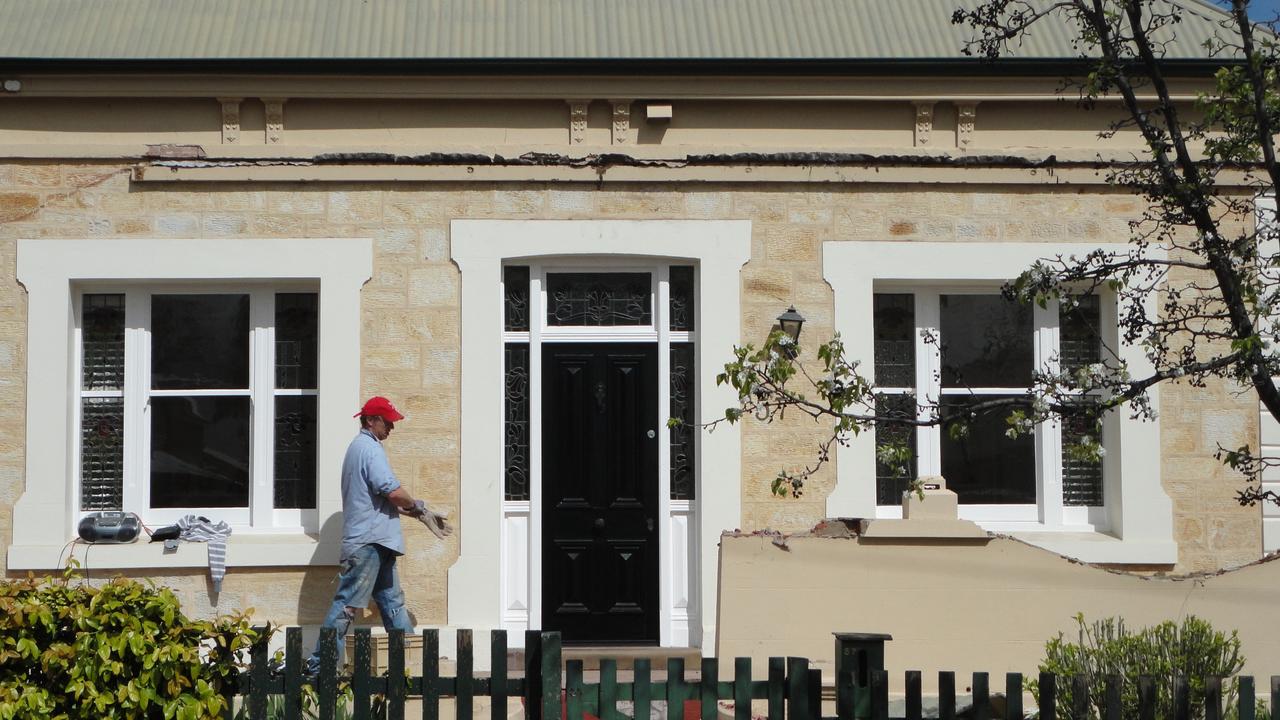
647, 429, 656, 439
646, 517, 655, 532
594, 517, 605, 529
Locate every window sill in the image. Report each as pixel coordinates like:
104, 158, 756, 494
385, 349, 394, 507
1007, 530, 1177, 565
7, 533, 340, 571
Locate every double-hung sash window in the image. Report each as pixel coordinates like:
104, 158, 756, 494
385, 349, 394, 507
76, 287, 318, 529
873, 290, 1105, 527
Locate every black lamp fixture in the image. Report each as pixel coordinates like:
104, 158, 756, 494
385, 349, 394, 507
776, 305, 806, 343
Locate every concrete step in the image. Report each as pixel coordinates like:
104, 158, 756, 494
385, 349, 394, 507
511, 646, 703, 673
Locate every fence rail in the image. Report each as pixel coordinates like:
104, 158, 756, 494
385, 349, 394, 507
230, 627, 1276, 720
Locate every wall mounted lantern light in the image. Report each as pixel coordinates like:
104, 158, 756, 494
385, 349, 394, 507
776, 305, 806, 344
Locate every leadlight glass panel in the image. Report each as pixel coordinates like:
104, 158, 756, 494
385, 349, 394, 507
874, 394, 917, 506
82, 294, 125, 391
547, 273, 652, 326
1060, 295, 1102, 374
1062, 403, 1104, 507
274, 396, 317, 508
504, 266, 530, 332
504, 344, 530, 501
873, 294, 915, 388
275, 293, 318, 389
670, 343, 696, 500
669, 266, 695, 332
80, 397, 123, 510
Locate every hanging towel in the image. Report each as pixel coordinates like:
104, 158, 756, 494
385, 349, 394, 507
177, 515, 232, 592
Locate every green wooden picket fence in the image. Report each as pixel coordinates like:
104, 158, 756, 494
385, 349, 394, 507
230, 626, 1275, 720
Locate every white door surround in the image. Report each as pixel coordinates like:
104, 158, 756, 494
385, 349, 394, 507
450, 220, 751, 651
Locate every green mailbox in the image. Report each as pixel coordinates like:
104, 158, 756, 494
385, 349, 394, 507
834, 632, 893, 719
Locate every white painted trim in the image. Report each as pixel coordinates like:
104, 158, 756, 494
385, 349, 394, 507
823, 241, 1174, 564
1256, 193, 1280, 552
450, 220, 750, 652
10, 238, 372, 570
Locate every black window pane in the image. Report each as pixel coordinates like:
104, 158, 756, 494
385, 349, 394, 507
504, 266, 530, 332
547, 273, 652, 326
1062, 404, 1104, 507
670, 342, 696, 500
504, 344, 530, 501
80, 397, 123, 510
152, 294, 250, 390
82, 294, 125, 391
873, 294, 915, 388
1060, 295, 1102, 374
940, 395, 1036, 504
875, 394, 917, 506
941, 295, 1033, 388
274, 396, 317, 509
669, 266, 695, 332
150, 396, 250, 508
275, 293, 319, 389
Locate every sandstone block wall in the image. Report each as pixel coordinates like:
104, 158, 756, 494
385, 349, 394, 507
0, 162, 1261, 629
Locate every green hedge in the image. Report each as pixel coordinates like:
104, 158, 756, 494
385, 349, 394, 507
0, 568, 263, 720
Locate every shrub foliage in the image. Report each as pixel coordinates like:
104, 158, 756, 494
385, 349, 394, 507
0, 568, 263, 720
1030, 614, 1246, 720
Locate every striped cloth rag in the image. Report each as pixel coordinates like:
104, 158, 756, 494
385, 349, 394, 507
177, 515, 232, 592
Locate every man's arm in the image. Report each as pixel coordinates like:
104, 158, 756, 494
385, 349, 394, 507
386, 486, 421, 515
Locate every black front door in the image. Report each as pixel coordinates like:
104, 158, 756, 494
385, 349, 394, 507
542, 343, 660, 645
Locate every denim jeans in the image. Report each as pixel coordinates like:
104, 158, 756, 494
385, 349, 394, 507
305, 543, 414, 674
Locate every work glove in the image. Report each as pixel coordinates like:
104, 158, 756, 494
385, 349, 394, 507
412, 499, 454, 539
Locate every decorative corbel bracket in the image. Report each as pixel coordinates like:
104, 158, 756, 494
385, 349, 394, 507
264, 98, 288, 144
610, 99, 632, 145
567, 100, 590, 145
913, 101, 936, 147
957, 103, 979, 149
217, 97, 243, 145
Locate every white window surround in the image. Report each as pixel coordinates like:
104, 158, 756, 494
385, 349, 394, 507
450, 220, 749, 653
824, 241, 1176, 564
1256, 193, 1280, 552
9, 238, 371, 571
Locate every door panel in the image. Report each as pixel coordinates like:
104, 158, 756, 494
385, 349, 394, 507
542, 343, 660, 645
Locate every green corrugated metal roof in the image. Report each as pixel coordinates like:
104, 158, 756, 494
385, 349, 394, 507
0, 0, 1239, 62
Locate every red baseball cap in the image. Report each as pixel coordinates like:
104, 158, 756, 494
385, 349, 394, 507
354, 396, 405, 422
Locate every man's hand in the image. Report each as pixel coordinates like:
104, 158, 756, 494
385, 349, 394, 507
412, 499, 454, 539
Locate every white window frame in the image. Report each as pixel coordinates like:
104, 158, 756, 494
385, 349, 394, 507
9, 238, 371, 570
73, 284, 319, 530
825, 241, 1176, 564
873, 286, 1107, 530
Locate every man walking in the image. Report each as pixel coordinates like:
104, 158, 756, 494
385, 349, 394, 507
304, 395, 451, 676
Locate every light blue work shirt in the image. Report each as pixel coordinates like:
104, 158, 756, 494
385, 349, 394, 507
339, 429, 405, 562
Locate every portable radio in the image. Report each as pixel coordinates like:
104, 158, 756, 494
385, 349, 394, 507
77, 511, 141, 544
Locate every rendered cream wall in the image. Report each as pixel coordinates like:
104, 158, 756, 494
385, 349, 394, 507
0, 164, 1261, 634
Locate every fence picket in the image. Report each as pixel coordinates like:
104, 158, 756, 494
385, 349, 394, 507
387, 629, 406, 720
1239, 676, 1256, 720
318, 628, 338, 720
971, 672, 989, 720
938, 670, 955, 720
1071, 675, 1088, 720
703, 658, 721, 720
284, 626, 302, 720
422, 630, 440, 720
835, 671, 854, 720
806, 668, 821, 720
490, 631, 507, 720
457, 630, 474, 720
566, 660, 585, 720
905, 671, 922, 720
636, 658, 654, 720
601, 659, 620, 720
1174, 675, 1191, 720
870, 669, 888, 720
353, 629, 372, 720
1004, 673, 1022, 720
249, 628, 269, 720
669, 658, 688, 720
767, 658, 785, 720
1038, 672, 1056, 720
525, 632, 542, 720
734, 659, 752, 720
1103, 674, 1121, 720
786, 657, 809, 720
1137, 675, 1156, 720
1206, 675, 1223, 720
540, 632, 562, 720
